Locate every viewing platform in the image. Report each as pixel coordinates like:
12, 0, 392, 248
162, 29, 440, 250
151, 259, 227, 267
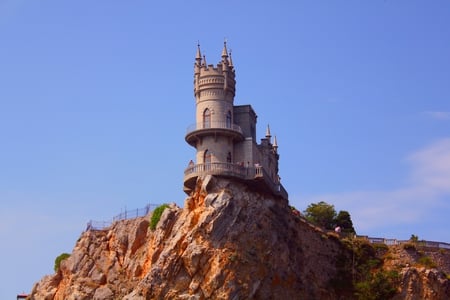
183, 162, 288, 200
185, 122, 244, 146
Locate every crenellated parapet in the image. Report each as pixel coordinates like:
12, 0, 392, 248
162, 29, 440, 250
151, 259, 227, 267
194, 42, 236, 100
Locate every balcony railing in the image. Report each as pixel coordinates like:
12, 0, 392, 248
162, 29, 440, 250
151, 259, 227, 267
186, 121, 243, 135
184, 162, 288, 200
184, 162, 254, 179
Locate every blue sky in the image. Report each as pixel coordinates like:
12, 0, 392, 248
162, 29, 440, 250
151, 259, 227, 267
1, 0, 449, 297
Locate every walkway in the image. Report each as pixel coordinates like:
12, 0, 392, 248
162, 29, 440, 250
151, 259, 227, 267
86, 203, 160, 231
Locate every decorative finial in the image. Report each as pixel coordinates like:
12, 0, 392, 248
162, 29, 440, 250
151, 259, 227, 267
202, 54, 207, 67
195, 42, 202, 62
265, 124, 271, 139
228, 49, 234, 67
222, 39, 229, 59
273, 135, 278, 150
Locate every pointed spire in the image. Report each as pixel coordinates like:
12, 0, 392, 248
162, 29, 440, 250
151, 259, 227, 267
221, 39, 229, 62
202, 54, 207, 67
195, 42, 202, 63
273, 135, 278, 151
265, 124, 271, 139
228, 49, 234, 68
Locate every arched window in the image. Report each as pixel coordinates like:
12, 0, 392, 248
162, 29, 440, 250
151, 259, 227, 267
203, 108, 211, 128
226, 111, 232, 128
227, 152, 232, 163
204, 149, 212, 164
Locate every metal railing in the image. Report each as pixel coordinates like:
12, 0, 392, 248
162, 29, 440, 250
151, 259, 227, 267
357, 235, 450, 250
86, 203, 160, 231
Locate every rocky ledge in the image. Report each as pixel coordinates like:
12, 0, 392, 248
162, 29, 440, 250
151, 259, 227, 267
30, 175, 450, 299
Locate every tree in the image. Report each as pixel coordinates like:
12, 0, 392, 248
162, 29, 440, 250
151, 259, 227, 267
410, 234, 419, 243
54, 253, 70, 272
150, 204, 170, 230
304, 201, 337, 230
335, 210, 356, 235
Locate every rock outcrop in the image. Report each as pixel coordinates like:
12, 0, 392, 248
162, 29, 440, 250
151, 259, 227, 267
30, 175, 450, 299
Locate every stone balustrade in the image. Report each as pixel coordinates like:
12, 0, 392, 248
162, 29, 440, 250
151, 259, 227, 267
183, 162, 288, 200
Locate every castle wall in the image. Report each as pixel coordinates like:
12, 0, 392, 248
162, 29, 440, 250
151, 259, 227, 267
233, 105, 257, 139
196, 136, 232, 164
257, 139, 280, 183
195, 99, 233, 127
233, 105, 258, 165
233, 138, 255, 165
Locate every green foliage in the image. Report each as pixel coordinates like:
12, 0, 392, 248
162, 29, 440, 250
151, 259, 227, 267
351, 242, 400, 299
150, 204, 170, 230
330, 238, 400, 299
402, 242, 417, 251
417, 255, 437, 268
354, 270, 400, 300
54, 253, 70, 272
410, 234, 419, 243
335, 210, 356, 235
304, 201, 337, 230
304, 201, 357, 234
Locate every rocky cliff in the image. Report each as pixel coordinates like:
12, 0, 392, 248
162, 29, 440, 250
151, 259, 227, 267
30, 176, 450, 299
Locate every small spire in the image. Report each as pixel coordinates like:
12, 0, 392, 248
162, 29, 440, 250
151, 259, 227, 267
202, 54, 207, 67
265, 124, 271, 139
221, 39, 229, 61
228, 49, 234, 67
195, 42, 202, 63
273, 135, 278, 150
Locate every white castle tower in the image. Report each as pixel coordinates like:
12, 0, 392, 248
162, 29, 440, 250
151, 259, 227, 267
184, 42, 287, 200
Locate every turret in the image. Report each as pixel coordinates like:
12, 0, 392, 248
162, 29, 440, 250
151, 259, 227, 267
186, 43, 243, 164
193, 43, 236, 100
184, 42, 288, 200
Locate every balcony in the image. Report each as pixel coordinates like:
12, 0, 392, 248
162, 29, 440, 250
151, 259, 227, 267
185, 121, 244, 146
183, 162, 288, 200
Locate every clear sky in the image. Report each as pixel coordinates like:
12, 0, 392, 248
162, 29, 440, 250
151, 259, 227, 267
1, 0, 449, 297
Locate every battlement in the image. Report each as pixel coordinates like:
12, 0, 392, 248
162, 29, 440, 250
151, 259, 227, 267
197, 63, 233, 74
194, 62, 236, 98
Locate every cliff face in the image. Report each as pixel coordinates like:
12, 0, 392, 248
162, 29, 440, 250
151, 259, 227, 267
30, 175, 450, 299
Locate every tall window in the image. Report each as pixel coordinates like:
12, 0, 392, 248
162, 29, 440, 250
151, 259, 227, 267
226, 111, 232, 128
227, 152, 232, 163
204, 149, 212, 164
203, 108, 211, 128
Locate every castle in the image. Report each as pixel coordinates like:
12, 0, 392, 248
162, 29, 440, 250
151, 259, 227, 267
183, 42, 288, 200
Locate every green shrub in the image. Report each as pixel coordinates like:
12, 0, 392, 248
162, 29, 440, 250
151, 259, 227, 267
402, 242, 416, 251
354, 270, 400, 300
417, 255, 437, 268
54, 253, 70, 272
150, 204, 170, 230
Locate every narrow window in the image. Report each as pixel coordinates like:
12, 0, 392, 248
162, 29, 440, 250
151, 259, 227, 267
227, 152, 232, 163
204, 149, 212, 164
203, 108, 211, 128
226, 111, 232, 128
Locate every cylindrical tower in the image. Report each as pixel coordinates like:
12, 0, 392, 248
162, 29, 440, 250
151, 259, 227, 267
186, 42, 243, 164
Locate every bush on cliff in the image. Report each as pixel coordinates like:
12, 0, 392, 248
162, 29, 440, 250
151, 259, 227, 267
54, 253, 70, 272
150, 204, 170, 230
354, 270, 400, 300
